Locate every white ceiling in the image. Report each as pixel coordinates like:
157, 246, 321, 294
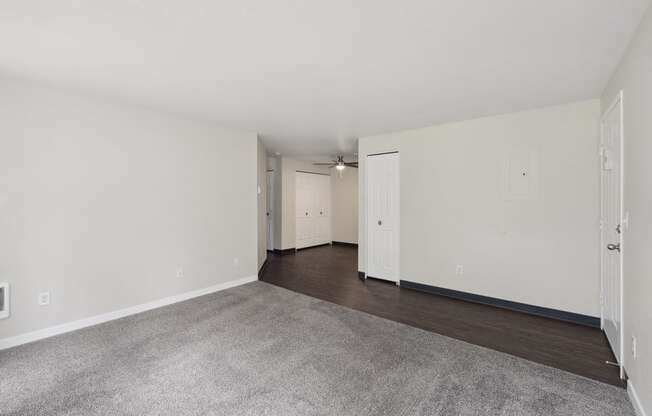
0, 1, 649, 158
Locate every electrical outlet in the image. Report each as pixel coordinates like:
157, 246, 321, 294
0, 282, 9, 319
176, 267, 184, 278
632, 335, 637, 359
38, 292, 50, 306
455, 265, 464, 275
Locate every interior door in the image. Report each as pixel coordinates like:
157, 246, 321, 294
295, 172, 311, 249
366, 152, 400, 282
266, 171, 274, 250
600, 91, 623, 376
317, 174, 331, 245
295, 171, 331, 249
308, 175, 320, 246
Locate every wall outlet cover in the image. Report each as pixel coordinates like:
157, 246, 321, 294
38, 292, 50, 306
0, 282, 9, 319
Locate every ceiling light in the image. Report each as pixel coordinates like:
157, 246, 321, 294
312, 155, 357, 170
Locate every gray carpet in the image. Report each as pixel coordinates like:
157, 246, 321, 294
0, 281, 634, 416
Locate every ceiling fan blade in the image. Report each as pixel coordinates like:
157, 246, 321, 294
344, 163, 358, 168
313, 163, 335, 165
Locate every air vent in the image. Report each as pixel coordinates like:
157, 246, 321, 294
0, 282, 9, 319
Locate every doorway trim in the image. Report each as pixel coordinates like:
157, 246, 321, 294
599, 90, 625, 379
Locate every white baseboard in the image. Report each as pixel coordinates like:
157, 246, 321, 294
629, 380, 648, 416
0, 275, 258, 351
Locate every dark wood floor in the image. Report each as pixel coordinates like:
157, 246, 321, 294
260, 244, 623, 387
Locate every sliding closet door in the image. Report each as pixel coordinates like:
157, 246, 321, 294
366, 152, 399, 282
296, 172, 331, 249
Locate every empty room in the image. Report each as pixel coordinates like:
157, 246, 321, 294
1, 1, 651, 415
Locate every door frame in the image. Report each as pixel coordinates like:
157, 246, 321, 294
599, 90, 625, 379
365, 151, 400, 284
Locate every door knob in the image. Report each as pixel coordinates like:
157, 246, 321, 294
607, 243, 620, 252
378, 220, 382, 226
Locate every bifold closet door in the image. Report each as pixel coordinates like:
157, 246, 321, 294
295, 172, 331, 249
316, 174, 331, 245
366, 152, 399, 282
295, 172, 313, 249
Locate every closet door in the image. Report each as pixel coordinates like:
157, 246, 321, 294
295, 172, 312, 249
366, 152, 400, 282
308, 174, 320, 246
295, 171, 332, 249
317, 174, 331, 245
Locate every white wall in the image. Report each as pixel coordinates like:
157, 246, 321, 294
602, 4, 652, 414
257, 138, 268, 269
359, 100, 601, 316
331, 168, 358, 244
0, 79, 258, 340
278, 158, 330, 249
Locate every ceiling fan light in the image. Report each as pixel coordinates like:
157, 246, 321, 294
336, 164, 345, 171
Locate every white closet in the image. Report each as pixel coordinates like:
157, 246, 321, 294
296, 171, 331, 249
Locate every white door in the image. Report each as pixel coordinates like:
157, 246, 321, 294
600, 91, 624, 376
266, 171, 274, 250
317, 174, 331, 245
366, 152, 400, 282
296, 172, 312, 249
295, 172, 332, 249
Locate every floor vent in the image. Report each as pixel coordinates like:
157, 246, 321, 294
0, 282, 9, 319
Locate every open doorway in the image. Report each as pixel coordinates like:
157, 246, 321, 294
264, 156, 359, 252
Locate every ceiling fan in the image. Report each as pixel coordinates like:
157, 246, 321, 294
313, 155, 358, 171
